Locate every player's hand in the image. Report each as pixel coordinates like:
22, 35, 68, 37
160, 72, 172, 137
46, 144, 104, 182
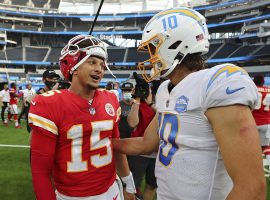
123, 190, 136, 200
52, 82, 60, 90
133, 72, 149, 100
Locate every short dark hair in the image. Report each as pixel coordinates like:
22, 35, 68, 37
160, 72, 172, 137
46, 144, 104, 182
10, 82, 16, 88
106, 81, 114, 90
253, 74, 265, 86
180, 53, 206, 71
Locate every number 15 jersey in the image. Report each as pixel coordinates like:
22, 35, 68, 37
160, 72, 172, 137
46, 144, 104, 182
155, 64, 258, 200
29, 89, 121, 197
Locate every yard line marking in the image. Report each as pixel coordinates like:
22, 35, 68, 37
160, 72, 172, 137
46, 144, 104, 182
0, 144, 30, 148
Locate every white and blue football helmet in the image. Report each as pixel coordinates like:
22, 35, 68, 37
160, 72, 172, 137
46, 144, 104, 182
138, 7, 210, 82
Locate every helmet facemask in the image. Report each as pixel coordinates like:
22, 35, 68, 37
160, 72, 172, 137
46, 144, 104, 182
138, 34, 167, 82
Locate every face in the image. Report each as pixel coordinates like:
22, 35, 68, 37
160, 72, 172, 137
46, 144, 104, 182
44, 77, 58, 89
122, 89, 133, 101
4, 84, 8, 90
74, 56, 105, 90
27, 84, 32, 90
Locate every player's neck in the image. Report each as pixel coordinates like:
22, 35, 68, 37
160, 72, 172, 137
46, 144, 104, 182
169, 67, 194, 86
69, 84, 95, 101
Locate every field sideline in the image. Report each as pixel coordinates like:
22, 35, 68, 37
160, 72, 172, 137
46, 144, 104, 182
0, 121, 270, 200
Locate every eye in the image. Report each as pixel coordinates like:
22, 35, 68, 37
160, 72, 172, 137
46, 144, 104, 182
87, 60, 95, 65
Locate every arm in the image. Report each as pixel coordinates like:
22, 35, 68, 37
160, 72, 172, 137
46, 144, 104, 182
127, 97, 140, 128
30, 127, 57, 200
114, 152, 136, 200
113, 113, 160, 155
205, 105, 266, 200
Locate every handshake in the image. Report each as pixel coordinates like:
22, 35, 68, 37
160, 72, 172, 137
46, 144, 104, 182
132, 72, 150, 100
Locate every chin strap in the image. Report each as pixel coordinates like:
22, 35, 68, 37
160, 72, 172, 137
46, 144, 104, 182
105, 63, 116, 79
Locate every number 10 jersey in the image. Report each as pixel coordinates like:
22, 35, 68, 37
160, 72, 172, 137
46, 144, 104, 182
155, 64, 258, 200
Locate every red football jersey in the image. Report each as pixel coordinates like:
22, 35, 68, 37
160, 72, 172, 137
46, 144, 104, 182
29, 89, 121, 197
131, 100, 155, 137
9, 88, 18, 105
252, 86, 270, 126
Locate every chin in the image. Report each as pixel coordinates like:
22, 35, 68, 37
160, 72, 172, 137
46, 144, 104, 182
87, 82, 99, 90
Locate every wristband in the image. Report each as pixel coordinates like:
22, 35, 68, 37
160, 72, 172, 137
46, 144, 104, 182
121, 172, 136, 194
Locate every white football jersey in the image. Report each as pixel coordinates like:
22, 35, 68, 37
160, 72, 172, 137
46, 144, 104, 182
155, 63, 258, 200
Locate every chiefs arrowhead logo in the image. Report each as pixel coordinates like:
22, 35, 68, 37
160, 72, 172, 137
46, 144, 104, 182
105, 103, 115, 116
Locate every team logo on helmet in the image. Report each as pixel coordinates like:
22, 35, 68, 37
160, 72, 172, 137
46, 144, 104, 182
105, 103, 115, 116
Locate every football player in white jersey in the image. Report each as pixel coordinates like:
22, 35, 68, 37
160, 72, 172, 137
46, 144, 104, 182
112, 7, 266, 200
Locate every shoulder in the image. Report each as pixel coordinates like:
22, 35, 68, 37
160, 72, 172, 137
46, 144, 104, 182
202, 64, 258, 110
30, 90, 67, 114
156, 80, 169, 94
97, 89, 119, 102
206, 63, 250, 89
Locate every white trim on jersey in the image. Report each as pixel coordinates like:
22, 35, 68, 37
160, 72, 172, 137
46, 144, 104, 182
56, 179, 123, 200
9, 104, 18, 114
28, 113, 58, 135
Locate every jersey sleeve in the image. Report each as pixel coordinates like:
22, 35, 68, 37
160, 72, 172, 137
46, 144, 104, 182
28, 94, 59, 136
111, 91, 121, 139
202, 65, 258, 111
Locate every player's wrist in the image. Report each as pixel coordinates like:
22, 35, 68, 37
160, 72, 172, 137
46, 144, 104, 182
121, 172, 136, 194
132, 99, 140, 105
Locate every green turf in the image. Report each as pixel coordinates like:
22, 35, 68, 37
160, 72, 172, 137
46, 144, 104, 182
0, 121, 34, 200
0, 120, 270, 200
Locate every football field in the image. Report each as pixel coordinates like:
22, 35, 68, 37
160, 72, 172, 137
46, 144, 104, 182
0, 121, 270, 200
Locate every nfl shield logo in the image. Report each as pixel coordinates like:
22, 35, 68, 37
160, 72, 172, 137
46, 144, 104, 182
175, 95, 189, 113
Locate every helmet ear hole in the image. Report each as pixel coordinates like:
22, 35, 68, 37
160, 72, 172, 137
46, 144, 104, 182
168, 41, 182, 50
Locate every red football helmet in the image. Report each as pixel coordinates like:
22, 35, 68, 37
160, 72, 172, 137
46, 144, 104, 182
59, 35, 108, 81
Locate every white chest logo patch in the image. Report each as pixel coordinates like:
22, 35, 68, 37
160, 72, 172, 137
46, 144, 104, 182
105, 103, 115, 116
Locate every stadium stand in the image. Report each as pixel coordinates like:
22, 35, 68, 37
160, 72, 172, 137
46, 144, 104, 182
33, 0, 47, 8
206, 43, 222, 58
6, 47, 22, 60
25, 47, 48, 61
254, 45, 270, 56
107, 48, 126, 63
230, 45, 260, 57
50, 0, 60, 9
11, 0, 28, 7
126, 48, 150, 62
0, 0, 269, 84
212, 43, 242, 59
47, 48, 62, 63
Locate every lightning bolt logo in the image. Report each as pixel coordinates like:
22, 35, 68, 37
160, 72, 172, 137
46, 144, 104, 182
207, 65, 247, 90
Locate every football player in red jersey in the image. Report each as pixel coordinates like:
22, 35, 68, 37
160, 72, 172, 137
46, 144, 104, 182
6, 82, 23, 128
252, 74, 270, 166
28, 35, 136, 200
